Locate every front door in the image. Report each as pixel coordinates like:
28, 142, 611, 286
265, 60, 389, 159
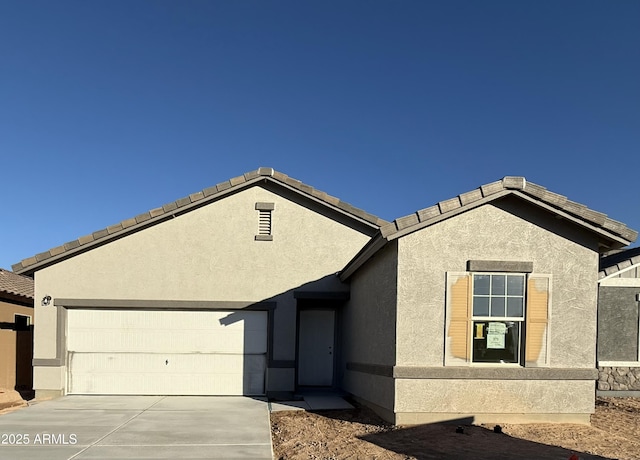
298, 309, 335, 386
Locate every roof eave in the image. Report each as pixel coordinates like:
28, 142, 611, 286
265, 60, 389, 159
0, 290, 34, 306
14, 172, 386, 276
266, 178, 386, 231
511, 191, 634, 250
339, 233, 387, 281
340, 188, 635, 280
339, 190, 515, 280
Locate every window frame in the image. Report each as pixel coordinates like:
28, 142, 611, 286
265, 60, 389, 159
445, 271, 551, 368
470, 272, 527, 366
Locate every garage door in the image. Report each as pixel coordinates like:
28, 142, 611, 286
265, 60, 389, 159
66, 309, 267, 395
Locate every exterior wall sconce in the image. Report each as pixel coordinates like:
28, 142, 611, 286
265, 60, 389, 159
41, 295, 52, 306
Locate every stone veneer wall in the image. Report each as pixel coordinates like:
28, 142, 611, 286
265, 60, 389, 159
597, 367, 640, 391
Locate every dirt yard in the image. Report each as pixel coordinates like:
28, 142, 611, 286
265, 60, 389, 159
271, 397, 640, 459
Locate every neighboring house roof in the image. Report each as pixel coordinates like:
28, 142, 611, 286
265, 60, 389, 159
599, 246, 640, 279
0, 268, 34, 300
341, 176, 638, 280
12, 167, 388, 275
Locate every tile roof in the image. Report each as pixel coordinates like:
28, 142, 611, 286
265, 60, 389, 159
0, 268, 34, 299
599, 246, 640, 279
341, 176, 638, 280
12, 167, 388, 274
378, 176, 637, 243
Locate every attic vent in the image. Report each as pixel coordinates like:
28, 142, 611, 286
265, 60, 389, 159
259, 210, 271, 234
255, 202, 274, 241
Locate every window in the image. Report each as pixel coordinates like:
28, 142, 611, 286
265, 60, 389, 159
471, 274, 525, 364
14, 314, 32, 331
445, 271, 551, 368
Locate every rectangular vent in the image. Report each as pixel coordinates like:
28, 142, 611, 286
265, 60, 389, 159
255, 202, 274, 241
258, 210, 271, 235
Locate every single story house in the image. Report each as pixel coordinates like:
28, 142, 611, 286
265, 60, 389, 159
596, 246, 640, 395
0, 268, 34, 394
13, 168, 637, 424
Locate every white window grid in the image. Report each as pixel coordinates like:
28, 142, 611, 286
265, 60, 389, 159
472, 273, 526, 320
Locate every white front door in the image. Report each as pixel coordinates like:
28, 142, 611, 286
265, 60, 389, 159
298, 309, 335, 386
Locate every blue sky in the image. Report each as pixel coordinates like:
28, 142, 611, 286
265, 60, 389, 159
1, 0, 639, 270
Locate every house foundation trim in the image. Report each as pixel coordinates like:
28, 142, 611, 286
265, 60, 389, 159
347, 362, 598, 380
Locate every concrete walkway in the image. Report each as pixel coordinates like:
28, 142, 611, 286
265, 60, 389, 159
0, 396, 273, 459
269, 394, 354, 412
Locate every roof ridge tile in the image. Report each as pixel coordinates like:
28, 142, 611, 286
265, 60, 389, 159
480, 180, 504, 196
459, 188, 483, 206
189, 192, 205, 203
417, 205, 440, 222
380, 176, 636, 248
502, 176, 526, 189
380, 221, 399, 238
395, 213, 420, 231
258, 167, 275, 176
438, 196, 462, 214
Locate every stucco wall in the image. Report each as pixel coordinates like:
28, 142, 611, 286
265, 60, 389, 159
342, 241, 398, 412
393, 197, 600, 420
32, 184, 372, 394
395, 379, 594, 424
396, 197, 600, 368
396, 379, 594, 413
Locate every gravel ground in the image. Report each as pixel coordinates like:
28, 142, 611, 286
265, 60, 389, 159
271, 397, 640, 460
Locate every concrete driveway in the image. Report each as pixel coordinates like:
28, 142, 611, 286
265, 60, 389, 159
0, 396, 273, 459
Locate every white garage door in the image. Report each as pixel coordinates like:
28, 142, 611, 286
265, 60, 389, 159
66, 309, 267, 395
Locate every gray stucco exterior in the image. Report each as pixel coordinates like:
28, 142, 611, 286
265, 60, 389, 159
27, 181, 376, 398
342, 195, 616, 425
342, 241, 398, 418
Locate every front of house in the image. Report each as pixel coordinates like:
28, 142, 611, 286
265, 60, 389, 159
13, 169, 637, 424
341, 177, 636, 424
13, 168, 383, 399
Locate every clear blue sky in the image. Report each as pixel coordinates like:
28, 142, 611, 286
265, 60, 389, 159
1, 0, 639, 270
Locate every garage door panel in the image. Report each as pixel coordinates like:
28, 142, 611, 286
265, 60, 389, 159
67, 310, 267, 354
66, 309, 268, 395
68, 352, 266, 395
67, 310, 266, 329
68, 328, 268, 354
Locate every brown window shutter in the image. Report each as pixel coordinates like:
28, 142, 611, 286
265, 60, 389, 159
525, 274, 552, 367
446, 272, 471, 365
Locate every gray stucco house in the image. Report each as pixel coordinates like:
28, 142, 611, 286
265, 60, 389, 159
13, 168, 637, 424
596, 247, 640, 395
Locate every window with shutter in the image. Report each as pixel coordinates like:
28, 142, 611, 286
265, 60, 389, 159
525, 274, 551, 367
445, 271, 551, 367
